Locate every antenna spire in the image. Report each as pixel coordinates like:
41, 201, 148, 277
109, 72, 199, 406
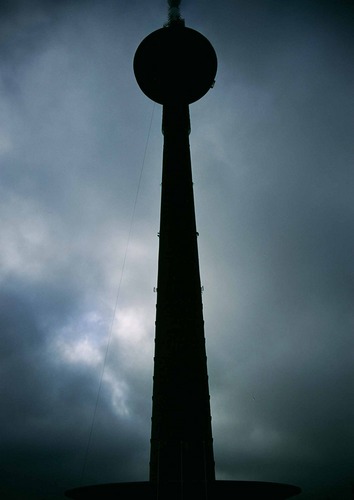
167, 0, 183, 26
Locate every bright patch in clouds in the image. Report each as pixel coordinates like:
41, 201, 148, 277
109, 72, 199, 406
114, 306, 149, 345
57, 335, 103, 366
103, 369, 130, 417
0, 196, 51, 279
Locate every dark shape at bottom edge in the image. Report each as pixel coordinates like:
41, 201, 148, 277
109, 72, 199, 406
65, 479, 301, 499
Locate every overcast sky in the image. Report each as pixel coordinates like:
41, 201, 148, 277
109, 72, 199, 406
0, 1, 353, 499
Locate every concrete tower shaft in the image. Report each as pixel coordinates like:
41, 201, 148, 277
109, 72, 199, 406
150, 103, 215, 484
134, 22, 218, 486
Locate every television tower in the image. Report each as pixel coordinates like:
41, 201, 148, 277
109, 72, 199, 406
66, 2, 301, 498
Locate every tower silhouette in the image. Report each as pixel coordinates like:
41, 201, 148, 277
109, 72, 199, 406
66, 3, 301, 499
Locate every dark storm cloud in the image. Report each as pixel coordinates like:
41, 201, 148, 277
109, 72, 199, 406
0, 1, 353, 499
0, 2, 157, 498
0, 284, 151, 498
187, 2, 354, 498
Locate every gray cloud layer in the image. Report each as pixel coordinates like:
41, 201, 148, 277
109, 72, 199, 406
0, 1, 353, 498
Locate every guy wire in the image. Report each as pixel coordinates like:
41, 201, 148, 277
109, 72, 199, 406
79, 102, 156, 485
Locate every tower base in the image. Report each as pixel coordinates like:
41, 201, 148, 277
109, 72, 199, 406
66, 479, 301, 499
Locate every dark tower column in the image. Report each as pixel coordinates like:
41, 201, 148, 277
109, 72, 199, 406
150, 102, 215, 486
133, 16, 218, 495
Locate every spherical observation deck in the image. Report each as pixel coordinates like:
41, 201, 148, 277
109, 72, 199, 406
133, 24, 217, 104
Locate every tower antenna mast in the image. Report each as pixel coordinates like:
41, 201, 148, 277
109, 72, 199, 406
167, 0, 183, 25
